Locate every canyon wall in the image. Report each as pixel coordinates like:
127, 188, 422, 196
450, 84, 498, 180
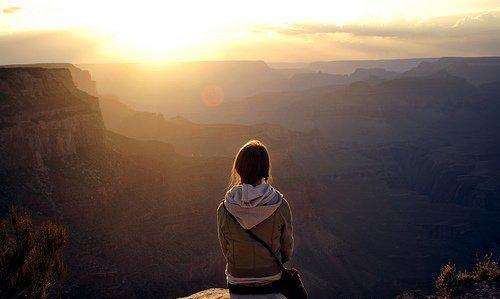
0, 63, 498, 298
0, 68, 103, 169
1, 63, 98, 96
0, 67, 228, 298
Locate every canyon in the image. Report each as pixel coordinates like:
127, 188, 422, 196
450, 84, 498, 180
0, 58, 499, 298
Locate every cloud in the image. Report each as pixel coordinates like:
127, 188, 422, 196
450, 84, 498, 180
274, 23, 431, 38
0, 30, 110, 64
2, 7, 21, 14
0, 11, 498, 63
238, 11, 500, 60
261, 11, 500, 39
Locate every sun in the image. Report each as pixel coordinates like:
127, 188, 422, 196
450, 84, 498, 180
88, 3, 220, 61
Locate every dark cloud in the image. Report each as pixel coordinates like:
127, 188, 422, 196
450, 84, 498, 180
3, 7, 21, 14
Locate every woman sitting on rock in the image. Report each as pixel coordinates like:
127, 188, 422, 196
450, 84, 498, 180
217, 140, 294, 299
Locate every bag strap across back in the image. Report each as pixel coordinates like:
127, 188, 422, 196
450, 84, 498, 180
222, 203, 286, 272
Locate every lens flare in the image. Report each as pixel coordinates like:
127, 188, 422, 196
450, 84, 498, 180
201, 85, 224, 107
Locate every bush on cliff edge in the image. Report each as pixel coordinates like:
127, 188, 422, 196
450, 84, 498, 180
435, 254, 499, 298
399, 255, 499, 299
0, 206, 68, 299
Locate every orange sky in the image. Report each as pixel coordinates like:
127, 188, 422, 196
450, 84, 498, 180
0, 0, 499, 63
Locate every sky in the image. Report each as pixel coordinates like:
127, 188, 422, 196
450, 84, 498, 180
0, 0, 499, 63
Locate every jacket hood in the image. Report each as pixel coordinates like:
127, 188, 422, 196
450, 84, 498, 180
224, 183, 283, 229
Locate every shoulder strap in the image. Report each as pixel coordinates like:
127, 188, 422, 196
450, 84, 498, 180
222, 203, 286, 271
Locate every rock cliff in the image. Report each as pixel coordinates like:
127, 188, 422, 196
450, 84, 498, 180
0, 63, 98, 96
0, 67, 103, 169
0, 66, 229, 298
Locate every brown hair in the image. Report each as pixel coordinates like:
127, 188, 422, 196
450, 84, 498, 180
229, 140, 271, 188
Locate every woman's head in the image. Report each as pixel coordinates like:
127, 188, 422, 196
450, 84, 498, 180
229, 140, 271, 187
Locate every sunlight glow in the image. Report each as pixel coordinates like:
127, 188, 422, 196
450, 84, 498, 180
1, 0, 498, 61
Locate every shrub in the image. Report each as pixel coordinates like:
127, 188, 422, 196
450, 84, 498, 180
0, 206, 68, 299
435, 255, 499, 299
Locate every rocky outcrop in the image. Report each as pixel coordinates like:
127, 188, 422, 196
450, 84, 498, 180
178, 288, 229, 299
0, 68, 103, 169
0, 63, 98, 96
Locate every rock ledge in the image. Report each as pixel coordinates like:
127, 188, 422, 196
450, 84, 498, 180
178, 288, 229, 299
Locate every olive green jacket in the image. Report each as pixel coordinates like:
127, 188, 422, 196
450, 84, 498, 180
217, 199, 294, 278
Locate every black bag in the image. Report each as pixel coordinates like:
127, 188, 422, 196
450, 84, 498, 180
278, 267, 307, 299
223, 203, 308, 299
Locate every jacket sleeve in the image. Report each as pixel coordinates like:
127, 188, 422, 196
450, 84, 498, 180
279, 199, 294, 263
217, 203, 229, 260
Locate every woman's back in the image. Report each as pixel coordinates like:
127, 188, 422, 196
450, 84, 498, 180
216, 140, 295, 298
217, 185, 293, 280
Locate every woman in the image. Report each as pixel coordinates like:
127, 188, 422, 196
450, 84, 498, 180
217, 140, 294, 299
